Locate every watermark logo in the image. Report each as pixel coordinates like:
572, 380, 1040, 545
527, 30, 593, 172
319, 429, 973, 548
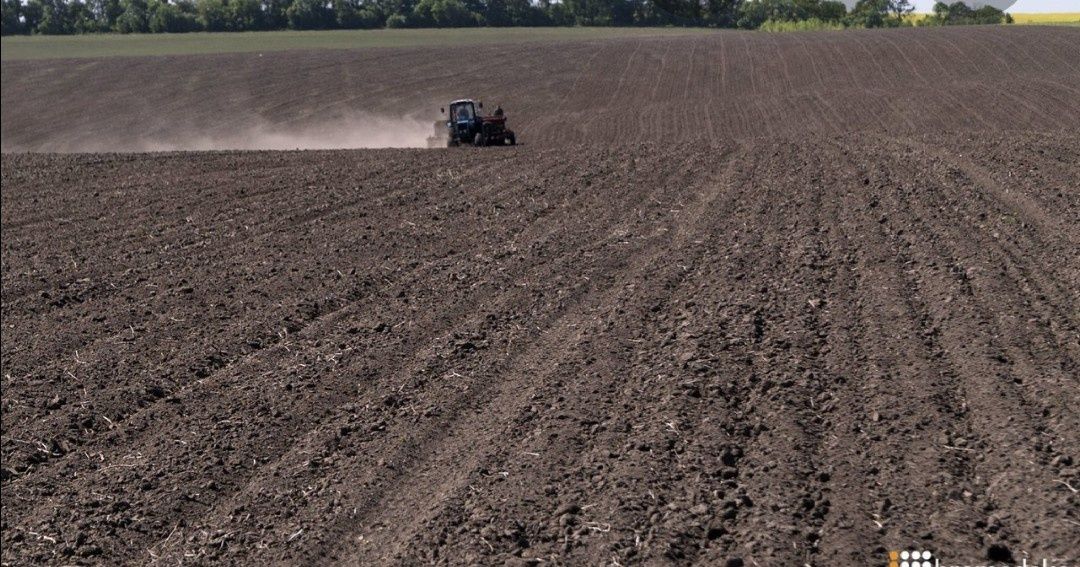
886, 549, 1072, 567
890, 550, 934, 567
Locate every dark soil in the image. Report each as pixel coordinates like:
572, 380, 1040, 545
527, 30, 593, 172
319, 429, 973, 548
2, 26, 1079, 151
2, 26, 1079, 567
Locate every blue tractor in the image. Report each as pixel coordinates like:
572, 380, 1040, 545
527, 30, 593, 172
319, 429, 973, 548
436, 99, 516, 147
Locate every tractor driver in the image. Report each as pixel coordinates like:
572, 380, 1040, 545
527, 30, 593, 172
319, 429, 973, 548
457, 105, 471, 121
494, 105, 504, 117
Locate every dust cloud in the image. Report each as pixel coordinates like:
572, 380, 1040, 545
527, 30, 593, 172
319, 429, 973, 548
5, 113, 438, 153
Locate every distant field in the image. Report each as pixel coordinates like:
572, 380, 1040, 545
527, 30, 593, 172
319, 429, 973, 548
1010, 12, 1080, 25
904, 12, 1080, 26
4, 20, 1078, 61
0, 27, 713, 61
899, 12, 1079, 26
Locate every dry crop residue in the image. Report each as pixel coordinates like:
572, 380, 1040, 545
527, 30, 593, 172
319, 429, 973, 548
2, 26, 1079, 567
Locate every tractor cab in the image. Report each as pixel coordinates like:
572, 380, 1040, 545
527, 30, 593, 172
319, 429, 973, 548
449, 99, 480, 142
439, 99, 516, 147
451, 100, 478, 124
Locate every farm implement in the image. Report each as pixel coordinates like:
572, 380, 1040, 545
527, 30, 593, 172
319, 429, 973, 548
428, 99, 516, 148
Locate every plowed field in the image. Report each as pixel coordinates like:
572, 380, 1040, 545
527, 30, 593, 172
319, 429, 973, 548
2, 26, 1079, 567
3, 26, 1080, 151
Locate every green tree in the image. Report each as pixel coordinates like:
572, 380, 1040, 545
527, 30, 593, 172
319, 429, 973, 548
69, 0, 106, 31
847, 0, 891, 27
544, 0, 573, 24
22, 0, 45, 31
357, 5, 384, 26
261, 0, 290, 27
738, 0, 806, 28
887, 0, 912, 23
815, 0, 846, 21
333, 0, 383, 27
333, 0, 360, 26
483, 0, 508, 25
229, 0, 262, 28
334, 0, 390, 27
286, 0, 333, 28
563, 0, 614, 25
384, 11, 408, 25
703, 0, 740, 27
114, 0, 149, 31
413, 0, 477, 25
148, 0, 199, 31
1, 0, 24, 34
647, 0, 704, 24
928, 1, 1007, 25
86, 0, 123, 29
504, 0, 547, 25
608, 0, 633, 24
195, 0, 227, 29
36, 0, 76, 33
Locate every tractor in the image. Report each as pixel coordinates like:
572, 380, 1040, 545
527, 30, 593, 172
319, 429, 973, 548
431, 99, 516, 147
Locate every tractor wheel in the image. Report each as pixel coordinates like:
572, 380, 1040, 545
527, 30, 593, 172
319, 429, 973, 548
474, 132, 486, 147
507, 132, 516, 146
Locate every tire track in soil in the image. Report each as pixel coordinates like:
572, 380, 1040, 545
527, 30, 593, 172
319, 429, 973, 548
881, 135, 1078, 407
824, 139, 993, 560
900, 137, 1079, 253
143, 146, 733, 565
840, 135, 1079, 560
671, 143, 837, 566
2, 147, 630, 520
84, 144, 712, 561
949, 133, 1080, 222
1, 151, 537, 482
891, 137, 1080, 366
4, 134, 1078, 565
0, 154, 416, 304
344, 145, 756, 565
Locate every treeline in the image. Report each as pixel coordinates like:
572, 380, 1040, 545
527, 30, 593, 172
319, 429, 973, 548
0, 0, 1009, 35
924, 1, 1011, 25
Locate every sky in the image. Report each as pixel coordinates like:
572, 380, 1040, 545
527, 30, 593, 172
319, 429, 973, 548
1002, 0, 1080, 11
